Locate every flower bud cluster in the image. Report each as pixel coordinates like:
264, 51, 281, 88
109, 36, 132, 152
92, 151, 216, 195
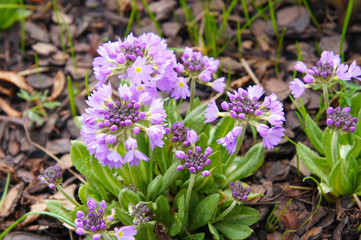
175, 146, 212, 177
38, 165, 62, 189
230, 181, 251, 203
74, 199, 115, 240
326, 107, 358, 133
130, 202, 154, 225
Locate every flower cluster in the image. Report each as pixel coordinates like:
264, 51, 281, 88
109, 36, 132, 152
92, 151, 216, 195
166, 122, 199, 148
130, 202, 153, 225
81, 83, 166, 168
289, 50, 361, 98
172, 47, 225, 99
326, 107, 358, 133
230, 181, 251, 203
175, 146, 212, 177
205, 85, 285, 151
38, 165, 62, 189
74, 199, 115, 240
93, 32, 177, 98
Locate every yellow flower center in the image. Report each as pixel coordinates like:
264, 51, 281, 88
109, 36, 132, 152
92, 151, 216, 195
179, 82, 184, 87
135, 67, 142, 73
118, 231, 123, 237
137, 86, 144, 90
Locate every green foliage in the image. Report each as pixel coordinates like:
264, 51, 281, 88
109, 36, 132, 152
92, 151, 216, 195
17, 89, 61, 126
0, 0, 30, 30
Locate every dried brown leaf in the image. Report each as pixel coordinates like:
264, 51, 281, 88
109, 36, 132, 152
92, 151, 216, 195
21, 202, 48, 226
0, 71, 33, 93
46, 71, 65, 101
0, 183, 24, 217
0, 97, 22, 118
230, 76, 250, 89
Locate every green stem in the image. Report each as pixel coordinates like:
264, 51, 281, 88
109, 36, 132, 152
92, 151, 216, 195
331, 131, 338, 166
103, 233, 113, 240
189, 77, 196, 112
0, 211, 75, 239
56, 185, 81, 208
185, 173, 196, 225
322, 83, 329, 110
213, 201, 237, 223
224, 125, 246, 169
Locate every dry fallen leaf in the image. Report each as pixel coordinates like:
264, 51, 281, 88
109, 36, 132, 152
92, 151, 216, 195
46, 71, 65, 101
230, 75, 250, 90
59, 154, 73, 169
0, 70, 33, 93
21, 202, 48, 226
0, 97, 22, 118
0, 183, 24, 217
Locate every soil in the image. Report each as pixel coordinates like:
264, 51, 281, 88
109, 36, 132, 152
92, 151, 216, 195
1, 0, 361, 239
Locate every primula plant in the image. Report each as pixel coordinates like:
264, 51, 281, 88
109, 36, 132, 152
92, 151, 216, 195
290, 50, 361, 201
2, 32, 288, 240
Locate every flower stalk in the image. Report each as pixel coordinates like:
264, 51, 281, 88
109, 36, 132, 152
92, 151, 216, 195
189, 77, 196, 112
331, 130, 338, 166
213, 201, 237, 223
56, 185, 81, 208
322, 83, 330, 110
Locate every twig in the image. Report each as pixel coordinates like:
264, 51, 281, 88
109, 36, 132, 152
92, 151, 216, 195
240, 58, 261, 85
22, 119, 87, 184
353, 194, 361, 211
0, 115, 23, 125
18, 67, 50, 76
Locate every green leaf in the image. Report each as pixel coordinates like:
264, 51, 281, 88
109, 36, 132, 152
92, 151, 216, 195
322, 128, 334, 168
296, 142, 329, 183
183, 102, 208, 132
189, 194, 220, 232
329, 159, 349, 196
146, 175, 163, 201
161, 159, 180, 192
114, 208, 133, 225
221, 206, 260, 226
118, 189, 141, 210
305, 114, 324, 155
183, 233, 205, 240
45, 200, 72, 222
197, 132, 208, 150
224, 143, 264, 187
0, 2, 30, 30
134, 223, 158, 240
169, 216, 182, 237
208, 222, 221, 240
154, 195, 171, 227
214, 222, 253, 240
78, 184, 89, 205
89, 155, 123, 196
208, 150, 222, 174
43, 101, 61, 109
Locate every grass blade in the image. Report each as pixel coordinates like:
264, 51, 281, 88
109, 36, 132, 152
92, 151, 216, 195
340, 0, 353, 61
0, 173, 11, 210
67, 76, 77, 116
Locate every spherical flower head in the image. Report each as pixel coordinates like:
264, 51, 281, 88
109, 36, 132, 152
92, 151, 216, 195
114, 225, 137, 240
204, 99, 219, 123
38, 165, 62, 189
171, 77, 190, 100
175, 146, 212, 176
230, 181, 251, 203
74, 198, 115, 239
81, 83, 165, 169
257, 124, 285, 149
289, 78, 305, 98
217, 127, 243, 154
168, 122, 190, 146
130, 202, 153, 225
326, 106, 358, 133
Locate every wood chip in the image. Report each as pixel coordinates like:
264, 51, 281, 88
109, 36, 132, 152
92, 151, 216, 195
0, 97, 21, 118
0, 183, 24, 217
32, 42, 57, 56
21, 202, 48, 226
46, 71, 65, 101
0, 71, 33, 93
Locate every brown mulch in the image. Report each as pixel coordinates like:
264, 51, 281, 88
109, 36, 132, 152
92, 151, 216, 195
1, 0, 361, 239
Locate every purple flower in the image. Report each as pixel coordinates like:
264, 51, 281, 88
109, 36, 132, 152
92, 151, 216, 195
204, 99, 219, 123
171, 77, 190, 99
92, 32, 177, 93
130, 202, 153, 225
303, 74, 314, 84
326, 106, 358, 133
230, 181, 251, 203
127, 56, 154, 85
289, 78, 305, 98
247, 85, 264, 101
38, 165, 62, 189
212, 77, 225, 92
187, 129, 198, 144
217, 127, 243, 154
74, 198, 115, 240
147, 125, 166, 149
114, 225, 137, 240
175, 146, 212, 176
124, 138, 149, 166
257, 124, 284, 149
294, 61, 308, 73
337, 64, 351, 80
348, 60, 361, 80
81, 83, 166, 168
